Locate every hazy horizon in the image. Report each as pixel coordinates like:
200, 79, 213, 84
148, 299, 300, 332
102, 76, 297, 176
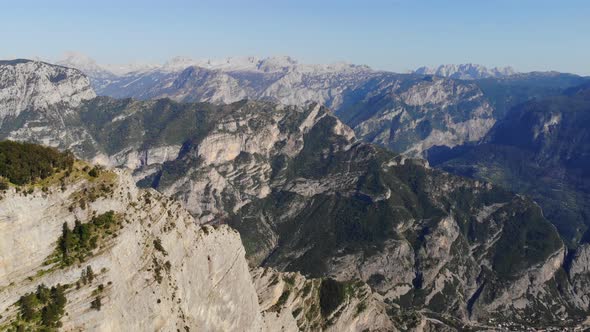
2, 0, 589, 75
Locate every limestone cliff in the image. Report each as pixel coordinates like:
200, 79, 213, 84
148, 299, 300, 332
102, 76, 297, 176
0, 163, 265, 331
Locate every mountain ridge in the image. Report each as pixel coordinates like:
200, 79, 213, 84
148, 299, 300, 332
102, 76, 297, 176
2, 59, 590, 329
414, 64, 517, 80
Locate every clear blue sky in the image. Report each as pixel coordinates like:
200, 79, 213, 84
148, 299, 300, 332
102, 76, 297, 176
1, 0, 588, 74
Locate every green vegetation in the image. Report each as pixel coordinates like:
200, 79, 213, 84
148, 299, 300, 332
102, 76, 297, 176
0, 140, 74, 185
0, 177, 8, 190
9, 284, 67, 331
87, 166, 102, 178
434, 89, 590, 248
90, 297, 102, 311
319, 278, 346, 316
492, 202, 563, 277
79, 97, 218, 156
301, 283, 313, 297
153, 238, 167, 255
153, 258, 164, 284
292, 307, 303, 317
355, 301, 367, 316
283, 275, 296, 286
48, 211, 120, 267
276, 290, 291, 307
80, 266, 95, 285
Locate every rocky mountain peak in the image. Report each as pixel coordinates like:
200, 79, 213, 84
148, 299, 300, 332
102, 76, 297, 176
56, 51, 104, 75
0, 59, 95, 127
256, 55, 298, 72
414, 63, 517, 79
56, 52, 159, 76
0, 141, 402, 331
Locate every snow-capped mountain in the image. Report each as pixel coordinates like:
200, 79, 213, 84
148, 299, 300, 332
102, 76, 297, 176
414, 63, 517, 80
52, 52, 375, 110
56, 51, 159, 76
161, 55, 299, 73
55, 52, 111, 78
47, 54, 585, 159
55, 52, 370, 76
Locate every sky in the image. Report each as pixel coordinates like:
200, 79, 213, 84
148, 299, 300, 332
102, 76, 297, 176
1, 0, 588, 75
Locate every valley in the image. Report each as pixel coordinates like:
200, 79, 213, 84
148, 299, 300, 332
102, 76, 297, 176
1, 57, 590, 331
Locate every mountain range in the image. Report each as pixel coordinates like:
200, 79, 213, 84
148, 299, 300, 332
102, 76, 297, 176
1, 58, 590, 330
413, 64, 516, 80
50, 53, 589, 159
430, 83, 590, 248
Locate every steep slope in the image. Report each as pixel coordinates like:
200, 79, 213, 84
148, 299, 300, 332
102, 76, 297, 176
0, 60, 95, 124
66, 55, 374, 111
336, 74, 496, 157
253, 268, 399, 331
0, 146, 266, 331
50, 55, 587, 158
91, 98, 587, 327
0, 60, 98, 153
0, 142, 400, 331
474, 71, 589, 119
432, 85, 590, 247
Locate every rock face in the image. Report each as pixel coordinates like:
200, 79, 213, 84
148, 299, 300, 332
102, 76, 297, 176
252, 268, 396, 331
61, 54, 373, 112
0, 164, 267, 331
50, 55, 587, 158
336, 75, 496, 156
568, 244, 590, 310
0, 59, 97, 151
77, 95, 584, 327
433, 85, 590, 247
0, 60, 95, 124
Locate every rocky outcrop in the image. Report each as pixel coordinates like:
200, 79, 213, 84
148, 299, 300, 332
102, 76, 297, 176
252, 268, 396, 332
568, 244, 590, 310
434, 87, 590, 247
339, 75, 496, 157
0, 165, 265, 331
1, 150, 402, 331
0, 60, 95, 125
0, 60, 97, 152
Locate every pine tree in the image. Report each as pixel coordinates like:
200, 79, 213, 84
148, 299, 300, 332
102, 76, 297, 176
51, 284, 66, 311
19, 293, 38, 321
60, 222, 74, 260
81, 268, 88, 285
0, 177, 8, 190
90, 296, 102, 311
36, 284, 50, 303
86, 266, 94, 283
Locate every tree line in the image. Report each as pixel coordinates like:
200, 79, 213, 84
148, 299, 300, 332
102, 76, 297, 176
0, 140, 74, 186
